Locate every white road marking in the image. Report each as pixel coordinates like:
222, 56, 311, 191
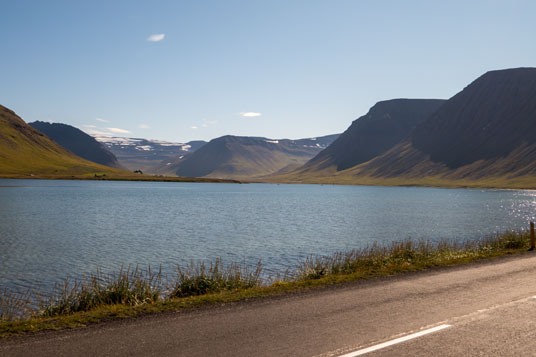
338, 324, 452, 356
318, 295, 536, 357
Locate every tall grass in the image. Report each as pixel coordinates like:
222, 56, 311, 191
0, 289, 33, 321
170, 259, 263, 298
0, 230, 531, 322
296, 230, 529, 280
40, 266, 162, 317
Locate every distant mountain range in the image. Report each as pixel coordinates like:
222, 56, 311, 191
93, 134, 339, 179
93, 136, 206, 174
29, 121, 122, 169
3, 67, 536, 188
275, 67, 536, 188
0, 105, 121, 176
171, 134, 340, 179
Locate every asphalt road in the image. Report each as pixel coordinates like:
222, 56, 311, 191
3, 253, 536, 356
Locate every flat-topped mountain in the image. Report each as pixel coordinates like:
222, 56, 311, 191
296, 99, 445, 175
0, 105, 122, 176
275, 67, 536, 188
94, 136, 206, 174
29, 121, 122, 169
352, 67, 536, 181
173, 134, 339, 179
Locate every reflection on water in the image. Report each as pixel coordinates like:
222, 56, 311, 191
1, 179, 535, 293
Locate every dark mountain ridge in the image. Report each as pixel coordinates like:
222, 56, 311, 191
345, 67, 536, 182
29, 121, 122, 168
269, 67, 536, 188
302, 98, 446, 172
411, 67, 536, 169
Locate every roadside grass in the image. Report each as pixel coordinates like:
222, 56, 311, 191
0, 230, 531, 337
40, 266, 162, 317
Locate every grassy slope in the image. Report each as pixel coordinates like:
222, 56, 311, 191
266, 141, 536, 189
0, 105, 125, 176
174, 137, 316, 179
0, 106, 238, 183
205, 142, 314, 180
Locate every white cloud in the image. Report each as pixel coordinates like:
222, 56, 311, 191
83, 124, 97, 128
240, 112, 262, 117
139, 124, 150, 129
85, 128, 114, 136
95, 117, 109, 123
107, 127, 132, 134
147, 34, 165, 42
190, 126, 198, 129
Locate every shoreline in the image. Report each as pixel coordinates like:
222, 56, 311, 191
1, 231, 531, 337
2, 173, 536, 190
0, 174, 241, 184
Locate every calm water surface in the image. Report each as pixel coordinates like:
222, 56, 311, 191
1, 179, 536, 293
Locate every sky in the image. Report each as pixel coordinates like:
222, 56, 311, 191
1, 0, 535, 143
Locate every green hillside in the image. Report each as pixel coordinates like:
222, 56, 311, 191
173, 134, 339, 179
0, 105, 125, 177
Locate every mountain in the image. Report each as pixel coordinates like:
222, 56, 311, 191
28, 121, 122, 169
93, 136, 206, 174
352, 68, 536, 181
0, 105, 123, 176
173, 134, 339, 179
295, 99, 445, 175
277, 68, 536, 188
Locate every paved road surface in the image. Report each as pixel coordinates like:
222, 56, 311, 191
3, 253, 536, 356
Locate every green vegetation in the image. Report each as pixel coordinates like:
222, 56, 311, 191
40, 267, 162, 317
0, 230, 532, 337
0, 105, 240, 183
170, 259, 262, 298
262, 169, 536, 190
0, 172, 241, 184
0, 105, 126, 177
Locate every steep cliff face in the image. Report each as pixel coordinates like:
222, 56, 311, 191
297, 98, 445, 173
350, 67, 536, 180
411, 68, 536, 169
269, 68, 536, 188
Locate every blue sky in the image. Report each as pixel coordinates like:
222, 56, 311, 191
1, 0, 535, 142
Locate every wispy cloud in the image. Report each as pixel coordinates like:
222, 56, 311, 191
95, 117, 109, 123
201, 119, 218, 128
240, 112, 262, 117
85, 128, 114, 136
107, 127, 131, 134
147, 33, 165, 42
139, 124, 150, 129
190, 126, 198, 130
83, 124, 97, 128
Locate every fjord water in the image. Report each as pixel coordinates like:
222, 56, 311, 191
1, 179, 535, 293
